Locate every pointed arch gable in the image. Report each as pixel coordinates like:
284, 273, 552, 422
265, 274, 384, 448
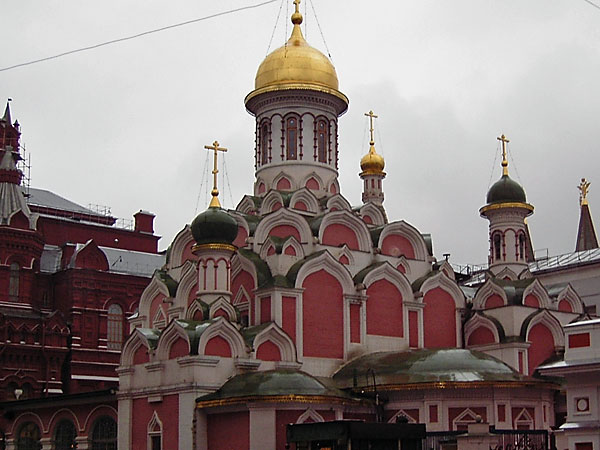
174, 260, 198, 310
236, 195, 259, 215
120, 329, 153, 367
378, 221, 429, 260
152, 308, 167, 329
319, 210, 372, 252
395, 255, 411, 276
326, 194, 352, 212
419, 272, 466, 309
148, 411, 163, 434
290, 188, 319, 214
328, 179, 340, 196
296, 408, 324, 423
556, 285, 584, 314
474, 279, 508, 310
168, 225, 196, 269
273, 172, 295, 191
337, 245, 355, 266
281, 236, 304, 259
438, 261, 456, 281
522, 279, 550, 309
363, 262, 412, 300
138, 273, 172, 327
155, 321, 190, 360
359, 203, 386, 227
293, 251, 354, 293
254, 323, 297, 362
209, 296, 238, 322
523, 310, 565, 347
388, 410, 417, 424
197, 317, 246, 358
71, 240, 109, 271
254, 208, 312, 248
302, 172, 324, 192
260, 190, 285, 215
464, 313, 502, 347
495, 267, 519, 281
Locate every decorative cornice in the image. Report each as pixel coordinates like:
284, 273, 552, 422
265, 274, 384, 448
479, 202, 534, 215
196, 394, 365, 409
192, 243, 236, 253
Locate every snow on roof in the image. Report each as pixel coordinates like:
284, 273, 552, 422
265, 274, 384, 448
100, 246, 165, 277
26, 187, 101, 216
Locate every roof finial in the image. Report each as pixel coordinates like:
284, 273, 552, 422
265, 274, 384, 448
2, 99, 12, 124
365, 110, 378, 146
204, 140, 228, 208
291, 0, 303, 25
497, 134, 510, 176
579, 178, 591, 206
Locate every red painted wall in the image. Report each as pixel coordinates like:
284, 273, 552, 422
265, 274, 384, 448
294, 201, 307, 211
381, 235, 415, 258
350, 303, 361, 343
322, 224, 359, 250
448, 407, 487, 430
231, 270, 254, 304
527, 323, 555, 375
260, 296, 271, 323
282, 296, 296, 344
568, 332, 590, 348
133, 345, 149, 365
558, 299, 572, 312
233, 226, 248, 249
524, 294, 540, 308
204, 336, 232, 357
207, 412, 249, 450
269, 225, 301, 242
409, 311, 419, 347
256, 341, 281, 361
467, 326, 495, 346
302, 270, 344, 358
306, 178, 319, 190
131, 395, 179, 450
366, 279, 403, 337
423, 288, 456, 348
485, 294, 504, 309
168, 337, 189, 359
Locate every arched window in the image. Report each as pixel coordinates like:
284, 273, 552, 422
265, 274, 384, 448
9, 262, 20, 301
317, 119, 328, 163
260, 121, 270, 165
285, 116, 299, 160
91, 417, 117, 450
107, 304, 123, 350
493, 233, 502, 261
53, 420, 77, 450
16, 422, 41, 450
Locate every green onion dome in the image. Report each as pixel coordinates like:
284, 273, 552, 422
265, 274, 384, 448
486, 174, 527, 204
190, 207, 238, 246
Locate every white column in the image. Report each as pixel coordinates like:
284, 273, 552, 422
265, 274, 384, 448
249, 408, 275, 450
117, 397, 132, 450
179, 392, 197, 450
196, 410, 208, 450
40, 438, 52, 450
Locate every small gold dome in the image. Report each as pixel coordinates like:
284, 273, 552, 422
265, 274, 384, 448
360, 145, 385, 176
247, 5, 347, 108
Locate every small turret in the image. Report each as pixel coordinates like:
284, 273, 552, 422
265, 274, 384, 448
359, 110, 386, 205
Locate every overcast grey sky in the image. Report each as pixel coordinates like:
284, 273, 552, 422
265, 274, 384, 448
2, 0, 599, 265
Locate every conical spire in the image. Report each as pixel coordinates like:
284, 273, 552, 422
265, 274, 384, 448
1, 100, 11, 125
576, 178, 599, 251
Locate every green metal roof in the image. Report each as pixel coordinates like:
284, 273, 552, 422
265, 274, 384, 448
486, 175, 527, 204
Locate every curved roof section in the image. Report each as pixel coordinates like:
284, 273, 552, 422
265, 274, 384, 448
486, 175, 527, 204
333, 349, 532, 388
196, 369, 359, 407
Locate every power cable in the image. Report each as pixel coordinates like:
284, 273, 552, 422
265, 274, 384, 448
266, 0, 285, 55
0, 0, 277, 73
582, 0, 600, 11
308, 0, 332, 60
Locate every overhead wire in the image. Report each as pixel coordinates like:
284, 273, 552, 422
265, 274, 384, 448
582, 0, 600, 11
266, 0, 285, 55
308, 0, 333, 60
0, 0, 278, 73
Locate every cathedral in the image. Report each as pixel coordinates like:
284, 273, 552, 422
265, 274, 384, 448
1, 1, 600, 450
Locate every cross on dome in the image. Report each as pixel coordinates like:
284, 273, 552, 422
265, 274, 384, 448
497, 134, 510, 176
365, 110, 379, 145
579, 178, 591, 206
204, 140, 228, 208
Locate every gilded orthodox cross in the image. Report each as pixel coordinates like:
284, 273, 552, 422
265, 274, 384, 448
497, 134, 510, 176
365, 110, 378, 145
579, 178, 591, 206
204, 140, 228, 208
293, 0, 301, 13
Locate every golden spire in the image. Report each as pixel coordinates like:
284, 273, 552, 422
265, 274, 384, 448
579, 178, 591, 206
204, 140, 228, 208
360, 110, 385, 176
497, 134, 510, 176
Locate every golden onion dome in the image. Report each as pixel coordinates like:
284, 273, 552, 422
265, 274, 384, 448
360, 144, 385, 176
246, 3, 347, 107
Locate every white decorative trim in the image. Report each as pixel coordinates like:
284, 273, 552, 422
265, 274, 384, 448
326, 194, 352, 212
174, 260, 197, 311
289, 188, 319, 214
363, 263, 413, 312
336, 245, 355, 266
236, 195, 259, 215
473, 279, 508, 310
525, 309, 565, 348
296, 408, 324, 423
318, 210, 372, 252
260, 190, 285, 215
273, 172, 295, 191
438, 261, 455, 281
388, 410, 417, 424
396, 255, 411, 276
556, 284, 584, 314
452, 407, 483, 430
209, 296, 238, 322
147, 411, 163, 450
254, 208, 313, 249
168, 225, 196, 270
359, 203, 386, 226
302, 172, 324, 192
495, 267, 519, 281
138, 273, 172, 327
282, 236, 304, 258
294, 251, 355, 294
197, 317, 247, 358
155, 321, 190, 360
254, 322, 298, 362
186, 299, 207, 321
152, 307, 167, 330
378, 221, 429, 261
522, 279, 550, 309
464, 314, 500, 346
419, 271, 466, 309
233, 285, 251, 306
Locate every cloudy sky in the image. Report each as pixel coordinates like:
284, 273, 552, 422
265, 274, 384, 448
2, 0, 599, 266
